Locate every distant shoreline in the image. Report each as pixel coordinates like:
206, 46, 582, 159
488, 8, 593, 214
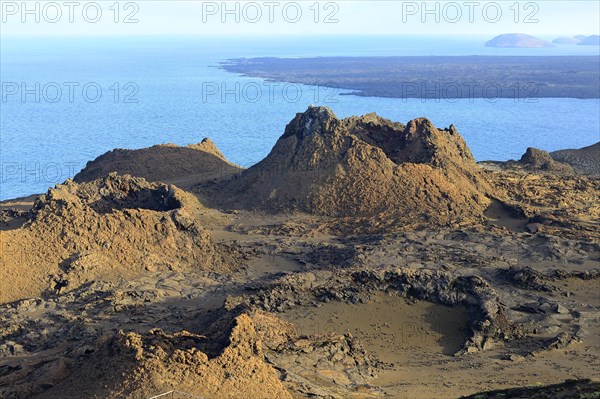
221, 55, 600, 99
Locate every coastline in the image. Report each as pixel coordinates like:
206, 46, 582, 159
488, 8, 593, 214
221, 55, 600, 99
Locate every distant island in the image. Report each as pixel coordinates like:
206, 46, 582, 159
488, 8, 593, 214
553, 37, 581, 44
221, 56, 600, 99
578, 35, 600, 45
551, 35, 600, 46
485, 33, 554, 48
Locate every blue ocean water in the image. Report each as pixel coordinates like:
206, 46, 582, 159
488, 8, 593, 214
1, 35, 599, 200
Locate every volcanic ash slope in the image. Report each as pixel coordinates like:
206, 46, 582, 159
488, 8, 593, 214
74, 138, 241, 188
221, 106, 492, 229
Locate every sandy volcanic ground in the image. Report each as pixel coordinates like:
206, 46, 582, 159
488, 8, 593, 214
0, 107, 598, 399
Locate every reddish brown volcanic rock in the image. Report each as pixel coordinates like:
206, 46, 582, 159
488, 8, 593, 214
0, 173, 229, 303
220, 106, 491, 229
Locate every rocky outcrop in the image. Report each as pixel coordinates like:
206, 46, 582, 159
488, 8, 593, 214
518, 147, 575, 173
31, 312, 293, 399
0, 173, 230, 303
219, 106, 491, 231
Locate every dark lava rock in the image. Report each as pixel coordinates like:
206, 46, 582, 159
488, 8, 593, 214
460, 379, 600, 398
500, 266, 553, 292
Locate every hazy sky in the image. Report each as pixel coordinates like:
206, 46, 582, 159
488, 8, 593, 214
1, 0, 599, 37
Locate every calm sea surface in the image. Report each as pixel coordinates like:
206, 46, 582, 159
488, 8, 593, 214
1, 35, 599, 200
